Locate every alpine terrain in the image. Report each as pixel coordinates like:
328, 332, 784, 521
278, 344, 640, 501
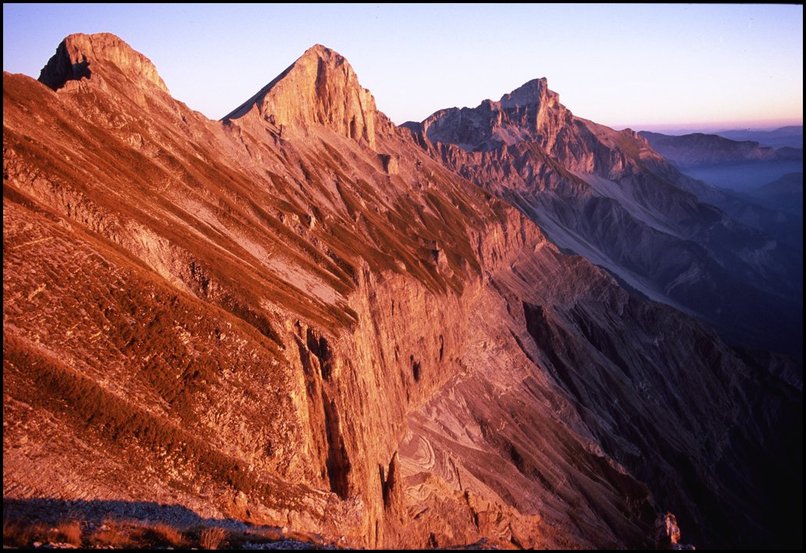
3, 34, 802, 549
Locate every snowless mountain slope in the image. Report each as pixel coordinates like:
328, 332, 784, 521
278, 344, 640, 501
3, 34, 802, 549
404, 79, 803, 358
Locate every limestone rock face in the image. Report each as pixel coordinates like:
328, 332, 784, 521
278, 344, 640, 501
378, 153, 398, 174
225, 44, 381, 149
409, 76, 660, 177
3, 34, 802, 551
655, 512, 695, 550
38, 32, 168, 93
405, 78, 803, 358
421, 78, 571, 156
655, 512, 682, 547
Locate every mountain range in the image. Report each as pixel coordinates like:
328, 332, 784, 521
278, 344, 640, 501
404, 81, 803, 358
3, 33, 802, 549
639, 130, 802, 168
716, 125, 804, 150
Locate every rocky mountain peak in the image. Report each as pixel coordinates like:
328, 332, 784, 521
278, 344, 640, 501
499, 77, 550, 108
416, 76, 570, 152
5, 30, 802, 552
38, 33, 168, 93
303, 43, 337, 58
224, 43, 379, 149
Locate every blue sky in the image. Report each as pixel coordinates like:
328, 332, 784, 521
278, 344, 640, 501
3, 4, 803, 131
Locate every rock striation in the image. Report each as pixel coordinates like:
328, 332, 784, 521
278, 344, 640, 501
3, 34, 802, 550
224, 44, 383, 150
405, 78, 803, 358
39, 32, 168, 93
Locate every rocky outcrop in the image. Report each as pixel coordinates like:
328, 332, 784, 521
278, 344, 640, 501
224, 44, 383, 149
406, 77, 663, 178
417, 78, 570, 153
378, 153, 398, 174
38, 32, 168, 93
655, 512, 695, 550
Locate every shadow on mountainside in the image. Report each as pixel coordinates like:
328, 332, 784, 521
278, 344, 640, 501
4, 497, 234, 530
2, 497, 335, 549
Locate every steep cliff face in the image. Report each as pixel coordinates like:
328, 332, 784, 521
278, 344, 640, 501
38, 33, 169, 93
3, 35, 802, 549
421, 79, 570, 155
405, 79, 803, 358
413, 78, 663, 179
224, 44, 385, 150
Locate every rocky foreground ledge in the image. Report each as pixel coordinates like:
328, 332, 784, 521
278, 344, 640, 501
4, 500, 694, 550
2, 497, 337, 549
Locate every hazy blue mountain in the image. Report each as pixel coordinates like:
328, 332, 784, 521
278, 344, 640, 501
745, 172, 804, 216
715, 125, 803, 149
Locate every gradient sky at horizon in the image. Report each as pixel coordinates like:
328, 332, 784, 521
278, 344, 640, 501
3, 3, 803, 132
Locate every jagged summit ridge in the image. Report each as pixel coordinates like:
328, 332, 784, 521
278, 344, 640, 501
224, 43, 379, 148
499, 77, 550, 108
38, 33, 168, 92
408, 76, 570, 152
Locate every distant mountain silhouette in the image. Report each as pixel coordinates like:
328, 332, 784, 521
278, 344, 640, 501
715, 125, 803, 149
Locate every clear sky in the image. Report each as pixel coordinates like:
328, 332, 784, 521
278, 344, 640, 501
3, 4, 803, 132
